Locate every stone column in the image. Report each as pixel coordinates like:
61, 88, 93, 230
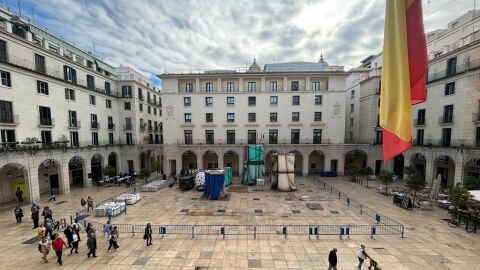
305, 76, 311, 91
239, 78, 244, 92
302, 156, 309, 176
283, 77, 288, 91
60, 162, 70, 195
175, 158, 182, 176
195, 78, 200, 92
454, 154, 464, 186
27, 164, 40, 203
197, 154, 203, 170
84, 161, 92, 187
425, 156, 434, 184
217, 77, 222, 92
218, 154, 224, 169
260, 77, 266, 92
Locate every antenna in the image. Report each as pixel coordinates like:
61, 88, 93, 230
17, 0, 21, 16
31, 7, 34, 24
92, 41, 96, 58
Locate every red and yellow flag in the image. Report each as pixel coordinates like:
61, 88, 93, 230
380, 0, 427, 162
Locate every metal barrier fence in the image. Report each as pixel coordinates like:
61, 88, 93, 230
81, 220, 404, 239
317, 177, 404, 236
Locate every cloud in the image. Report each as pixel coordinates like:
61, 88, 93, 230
21, 0, 474, 86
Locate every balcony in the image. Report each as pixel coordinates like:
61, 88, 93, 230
0, 115, 19, 125
154, 126, 159, 132
38, 117, 55, 127
140, 124, 146, 132
124, 124, 133, 131
90, 122, 100, 129
473, 113, 480, 123
148, 125, 153, 132
107, 123, 115, 130
68, 120, 81, 129
438, 116, 454, 125
175, 138, 332, 145
427, 58, 480, 82
414, 118, 426, 126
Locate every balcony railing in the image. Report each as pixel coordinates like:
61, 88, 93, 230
107, 123, 115, 130
438, 116, 454, 125
154, 126, 159, 132
0, 115, 19, 125
68, 120, 81, 129
473, 113, 480, 123
38, 117, 55, 127
427, 58, 480, 82
124, 124, 133, 131
414, 118, 426, 126
90, 122, 100, 129
175, 138, 332, 145
148, 125, 153, 132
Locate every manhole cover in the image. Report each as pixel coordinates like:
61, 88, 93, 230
133, 257, 149, 265
180, 209, 189, 213
329, 210, 340, 214
292, 209, 301, 214
253, 198, 260, 200
255, 209, 262, 213
306, 203, 324, 210
248, 259, 262, 268
54, 201, 68, 205
21, 236, 40, 244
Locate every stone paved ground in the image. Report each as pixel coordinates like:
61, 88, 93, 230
0, 176, 479, 270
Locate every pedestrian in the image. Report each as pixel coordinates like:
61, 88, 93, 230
70, 230, 79, 254
106, 208, 113, 221
32, 207, 39, 229
356, 244, 370, 269
80, 198, 86, 211
86, 232, 97, 258
144, 223, 153, 246
107, 226, 119, 251
42, 206, 53, 222
44, 218, 54, 240
63, 224, 73, 248
52, 234, 67, 266
15, 187, 23, 203
328, 248, 338, 270
37, 224, 46, 238
31, 203, 40, 213
38, 236, 51, 263
72, 224, 81, 241
14, 206, 23, 223
103, 220, 112, 236
87, 196, 93, 212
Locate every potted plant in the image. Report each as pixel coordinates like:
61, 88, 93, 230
140, 168, 151, 183
405, 169, 425, 208
378, 170, 394, 195
446, 186, 471, 210
102, 166, 117, 177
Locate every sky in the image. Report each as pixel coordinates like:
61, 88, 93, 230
8, 0, 476, 86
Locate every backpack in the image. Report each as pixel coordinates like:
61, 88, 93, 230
45, 222, 52, 230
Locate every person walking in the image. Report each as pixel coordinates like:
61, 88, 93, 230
70, 231, 79, 254
31, 207, 39, 229
103, 220, 112, 236
107, 227, 119, 251
52, 234, 67, 266
42, 206, 53, 222
14, 206, 23, 223
72, 224, 81, 242
87, 196, 93, 212
38, 236, 51, 263
86, 232, 97, 258
44, 218, 54, 240
356, 244, 370, 270
15, 187, 23, 203
144, 223, 153, 246
328, 248, 338, 270
63, 225, 73, 248
37, 224, 46, 238
80, 198, 87, 212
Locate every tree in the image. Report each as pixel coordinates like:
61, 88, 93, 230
464, 176, 480, 190
102, 166, 116, 177
378, 170, 394, 195
359, 166, 374, 187
446, 186, 471, 210
140, 168, 151, 183
405, 170, 425, 207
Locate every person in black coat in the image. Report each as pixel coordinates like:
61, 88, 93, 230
328, 248, 338, 270
63, 225, 73, 248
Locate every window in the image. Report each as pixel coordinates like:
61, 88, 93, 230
269, 129, 278, 144
227, 82, 235, 92
68, 111, 77, 127
205, 130, 214, 144
248, 113, 256, 122
91, 132, 99, 146
315, 95, 323, 105
154, 108, 157, 115
227, 96, 235, 105
445, 82, 455, 95
205, 82, 213, 93
139, 104, 143, 111
443, 105, 454, 123
227, 113, 235, 122
291, 81, 299, 91
205, 97, 213, 106
86, 75, 95, 90
148, 106, 151, 114
184, 130, 193, 144
375, 130, 382, 144
476, 127, 480, 147
292, 112, 300, 122
416, 129, 424, 145
350, 104, 354, 113
291, 129, 300, 144
446, 57, 457, 76
86, 60, 93, 69
0, 40, 5, 62
270, 112, 277, 122
122, 85, 132, 97
0, 100, 13, 123
292, 96, 300, 105
248, 82, 256, 92
124, 102, 131, 110
137, 88, 143, 100
70, 131, 79, 147
108, 133, 114, 145
38, 106, 52, 126
65, 89, 75, 101
0, 129, 15, 144
441, 128, 451, 146
34, 54, 45, 73
312, 82, 320, 91
248, 130, 257, 144
248, 96, 256, 106
416, 109, 425, 125
41, 130, 52, 144
105, 99, 111, 108
105, 82, 111, 95
206, 113, 213, 122
185, 83, 193, 93
184, 113, 192, 122
314, 112, 322, 122
350, 118, 354, 127
147, 92, 151, 103
0, 70, 11, 86
270, 96, 278, 105
107, 116, 114, 130
313, 129, 322, 144
89, 95, 96, 105
227, 130, 235, 144
351, 90, 355, 99
269, 81, 277, 92
63, 66, 77, 83
90, 114, 98, 129
36, 81, 49, 95
125, 117, 132, 130
126, 133, 133, 145
184, 97, 191, 106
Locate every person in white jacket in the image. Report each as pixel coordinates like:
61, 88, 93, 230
356, 244, 370, 269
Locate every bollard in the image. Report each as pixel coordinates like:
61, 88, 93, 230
254, 225, 257, 240
192, 225, 195, 239
132, 225, 135, 237
360, 205, 363, 214
330, 186, 333, 194
371, 226, 376, 239
282, 226, 288, 239
375, 214, 381, 224
221, 226, 225, 240
161, 226, 166, 238
70, 215, 73, 225
401, 225, 404, 238
347, 197, 350, 206
338, 191, 341, 199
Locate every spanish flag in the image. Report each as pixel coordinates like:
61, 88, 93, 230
380, 0, 427, 162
